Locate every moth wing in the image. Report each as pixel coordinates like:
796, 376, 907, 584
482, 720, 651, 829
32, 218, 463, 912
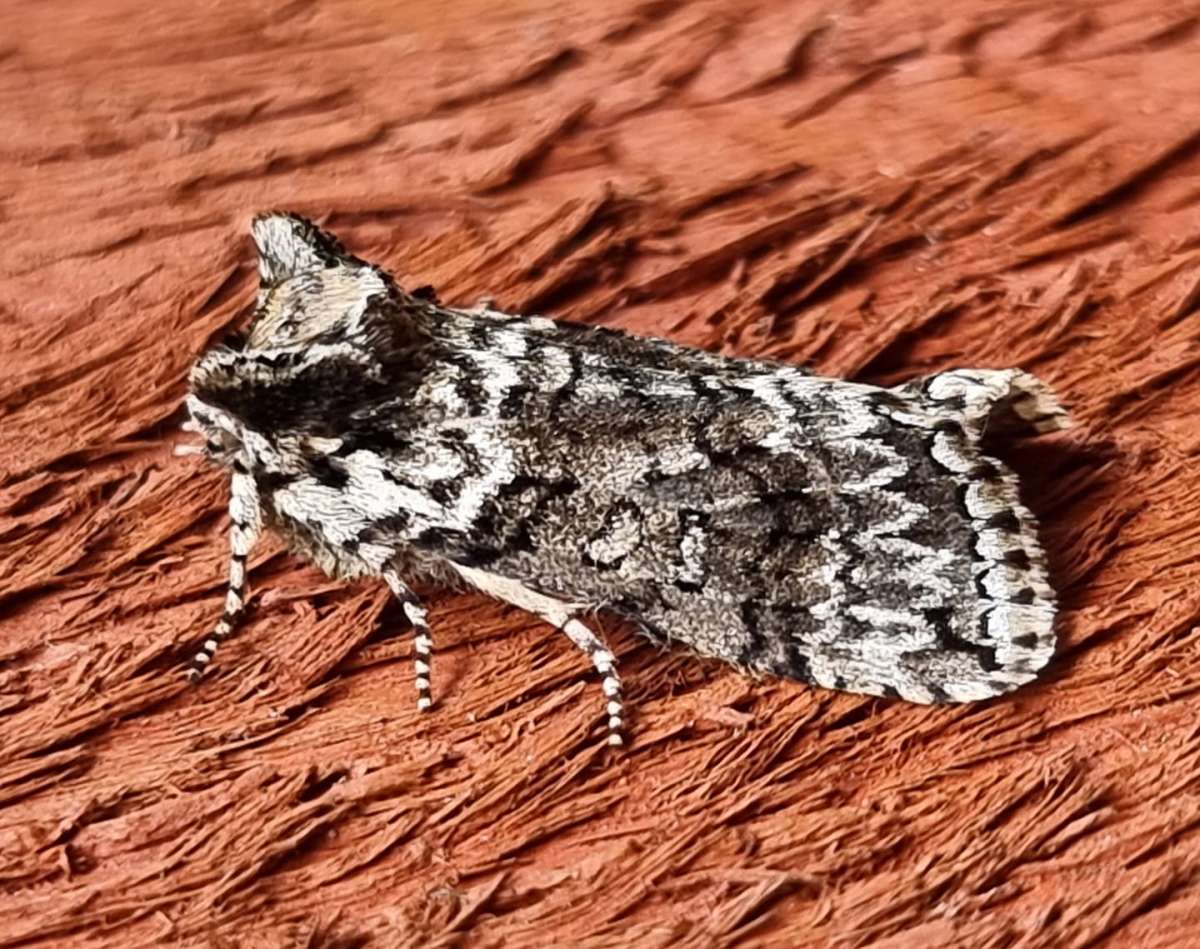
617, 369, 1062, 704
417, 364, 1061, 705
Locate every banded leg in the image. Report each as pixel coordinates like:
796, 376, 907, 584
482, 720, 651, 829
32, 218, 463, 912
384, 572, 434, 712
449, 564, 624, 746
561, 616, 624, 747
188, 471, 262, 681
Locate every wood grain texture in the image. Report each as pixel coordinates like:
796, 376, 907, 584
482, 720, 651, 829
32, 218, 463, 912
2, 0, 1200, 945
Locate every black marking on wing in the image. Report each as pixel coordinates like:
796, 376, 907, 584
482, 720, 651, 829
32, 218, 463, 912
308, 455, 349, 489
582, 498, 644, 571
447, 474, 583, 568
442, 352, 489, 416
925, 606, 999, 672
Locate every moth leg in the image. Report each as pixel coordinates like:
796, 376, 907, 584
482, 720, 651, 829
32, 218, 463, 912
560, 615, 625, 748
188, 471, 262, 681
383, 572, 434, 712
449, 564, 624, 747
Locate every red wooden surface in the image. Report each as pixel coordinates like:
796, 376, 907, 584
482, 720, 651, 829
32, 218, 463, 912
3, 1, 1200, 945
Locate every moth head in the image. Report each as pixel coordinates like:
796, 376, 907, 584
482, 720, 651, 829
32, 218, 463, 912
246, 213, 395, 349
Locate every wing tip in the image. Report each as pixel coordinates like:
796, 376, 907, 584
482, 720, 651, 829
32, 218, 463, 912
923, 367, 1071, 437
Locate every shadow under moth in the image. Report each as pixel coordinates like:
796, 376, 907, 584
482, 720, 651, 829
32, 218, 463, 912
182, 213, 1069, 746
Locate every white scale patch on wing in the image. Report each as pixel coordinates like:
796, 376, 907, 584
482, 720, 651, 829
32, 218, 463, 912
456, 426, 518, 525
730, 375, 800, 452
339, 451, 445, 522
846, 605, 937, 647
586, 507, 642, 564
930, 432, 973, 473
470, 349, 526, 410
804, 529, 850, 650
536, 344, 579, 390
492, 326, 530, 359
677, 518, 708, 588
273, 479, 374, 545
656, 443, 710, 476
640, 374, 705, 401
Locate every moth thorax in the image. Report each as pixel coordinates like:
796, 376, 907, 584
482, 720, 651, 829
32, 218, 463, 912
249, 267, 387, 348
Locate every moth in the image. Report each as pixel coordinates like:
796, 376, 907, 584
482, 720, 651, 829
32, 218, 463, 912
182, 213, 1068, 746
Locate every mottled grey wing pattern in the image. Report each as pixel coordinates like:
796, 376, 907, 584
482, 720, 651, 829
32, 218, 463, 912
342, 311, 1063, 704
186, 213, 1068, 746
